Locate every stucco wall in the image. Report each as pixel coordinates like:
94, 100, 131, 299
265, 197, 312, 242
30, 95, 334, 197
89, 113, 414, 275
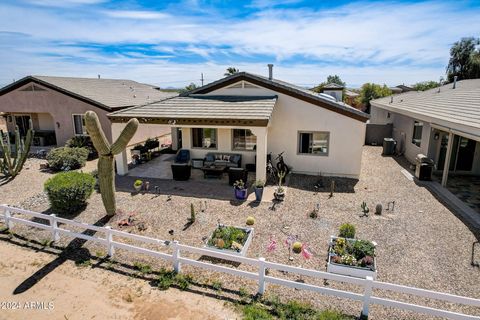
390, 112, 431, 163
0, 82, 112, 146
205, 82, 366, 178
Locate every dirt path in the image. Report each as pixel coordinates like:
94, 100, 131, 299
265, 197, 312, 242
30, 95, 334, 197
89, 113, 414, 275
0, 241, 239, 320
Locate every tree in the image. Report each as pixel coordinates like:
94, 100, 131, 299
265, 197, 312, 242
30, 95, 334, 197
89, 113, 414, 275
179, 82, 198, 94
312, 75, 345, 93
446, 37, 480, 81
359, 83, 392, 113
224, 67, 239, 76
412, 81, 440, 91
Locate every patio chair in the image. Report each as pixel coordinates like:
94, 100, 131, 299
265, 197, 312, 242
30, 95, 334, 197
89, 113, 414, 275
174, 149, 190, 164
171, 163, 191, 181
228, 167, 248, 186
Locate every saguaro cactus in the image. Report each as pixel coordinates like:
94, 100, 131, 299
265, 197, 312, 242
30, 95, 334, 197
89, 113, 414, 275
84, 111, 138, 215
0, 120, 34, 179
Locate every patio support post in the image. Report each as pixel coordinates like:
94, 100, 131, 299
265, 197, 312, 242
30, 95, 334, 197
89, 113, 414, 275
251, 127, 268, 182
115, 150, 128, 176
171, 127, 179, 151
441, 131, 454, 187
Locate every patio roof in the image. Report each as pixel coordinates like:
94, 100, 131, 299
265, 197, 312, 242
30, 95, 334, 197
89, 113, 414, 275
109, 95, 277, 127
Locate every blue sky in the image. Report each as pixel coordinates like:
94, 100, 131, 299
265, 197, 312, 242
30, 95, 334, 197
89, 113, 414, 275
0, 0, 479, 88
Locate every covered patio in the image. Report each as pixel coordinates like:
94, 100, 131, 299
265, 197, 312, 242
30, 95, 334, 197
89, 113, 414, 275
109, 95, 278, 183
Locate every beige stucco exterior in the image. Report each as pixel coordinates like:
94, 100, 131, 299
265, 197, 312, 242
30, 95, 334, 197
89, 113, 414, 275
0, 82, 112, 146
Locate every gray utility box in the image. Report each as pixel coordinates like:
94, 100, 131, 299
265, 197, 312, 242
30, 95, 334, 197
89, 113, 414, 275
415, 154, 434, 181
382, 138, 396, 155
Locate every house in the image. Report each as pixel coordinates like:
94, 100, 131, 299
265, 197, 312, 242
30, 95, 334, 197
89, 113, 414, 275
319, 83, 344, 102
0, 76, 176, 147
389, 84, 414, 94
109, 66, 370, 181
370, 79, 480, 191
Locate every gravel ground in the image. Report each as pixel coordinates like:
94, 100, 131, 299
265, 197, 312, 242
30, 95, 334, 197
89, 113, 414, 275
1, 146, 479, 320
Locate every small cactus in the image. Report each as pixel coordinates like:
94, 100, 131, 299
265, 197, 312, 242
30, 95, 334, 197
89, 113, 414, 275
292, 241, 302, 254
246, 216, 255, 225
0, 120, 34, 179
361, 201, 369, 215
190, 203, 196, 223
85, 111, 138, 215
277, 170, 286, 186
375, 203, 383, 215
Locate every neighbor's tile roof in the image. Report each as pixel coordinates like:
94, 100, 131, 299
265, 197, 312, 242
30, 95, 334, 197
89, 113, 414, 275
372, 79, 480, 130
109, 95, 277, 121
0, 75, 177, 110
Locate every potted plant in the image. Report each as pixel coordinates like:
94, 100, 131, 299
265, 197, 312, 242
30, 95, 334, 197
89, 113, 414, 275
233, 179, 247, 200
274, 171, 286, 201
254, 180, 265, 201
205, 224, 254, 256
133, 179, 143, 192
144, 137, 159, 151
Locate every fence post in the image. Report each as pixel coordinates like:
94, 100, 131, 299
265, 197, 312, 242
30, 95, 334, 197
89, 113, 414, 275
50, 214, 59, 242
105, 226, 115, 257
3, 205, 13, 230
361, 276, 374, 318
172, 240, 181, 273
258, 257, 267, 295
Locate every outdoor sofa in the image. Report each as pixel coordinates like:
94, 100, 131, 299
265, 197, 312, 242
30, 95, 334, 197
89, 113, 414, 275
204, 152, 242, 168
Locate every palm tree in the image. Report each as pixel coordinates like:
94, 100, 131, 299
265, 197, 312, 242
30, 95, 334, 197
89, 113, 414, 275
224, 67, 239, 76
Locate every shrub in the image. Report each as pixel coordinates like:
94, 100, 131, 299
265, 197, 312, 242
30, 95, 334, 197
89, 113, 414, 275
156, 268, 176, 290
66, 135, 98, 160
144, 137, 159, 150
338, 223, 356, 239
47, 147, 89, 171
207, 226, 248, 250
44, 171, 95, 214
351, 240, 375, 260
243, 304, 273, 320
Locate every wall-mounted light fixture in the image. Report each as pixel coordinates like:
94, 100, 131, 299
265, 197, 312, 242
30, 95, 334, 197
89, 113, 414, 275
56, 121, 60, 128
434, 133, 439, 140
168, 119, 177, 125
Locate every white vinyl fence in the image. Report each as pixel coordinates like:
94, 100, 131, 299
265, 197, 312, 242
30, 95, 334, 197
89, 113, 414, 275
1, 204, 479, 319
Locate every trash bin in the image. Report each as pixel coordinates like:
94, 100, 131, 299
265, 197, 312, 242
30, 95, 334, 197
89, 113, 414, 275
415, 154, 434, 180
382, 138, 396, 155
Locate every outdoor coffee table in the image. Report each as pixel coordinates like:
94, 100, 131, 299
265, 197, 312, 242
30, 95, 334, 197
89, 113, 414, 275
201, 165, 226, 179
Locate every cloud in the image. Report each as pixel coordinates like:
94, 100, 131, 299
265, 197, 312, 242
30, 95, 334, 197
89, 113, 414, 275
23, 0, 106, 6
0, 1, 478, 87
103, 10, 170, 20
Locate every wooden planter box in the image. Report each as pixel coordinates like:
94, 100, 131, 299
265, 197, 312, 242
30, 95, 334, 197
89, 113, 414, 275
327, 236, 377, 279
204, 225, 254, 257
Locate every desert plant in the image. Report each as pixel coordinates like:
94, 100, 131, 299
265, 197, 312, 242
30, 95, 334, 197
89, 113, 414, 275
351, 240, 375, 260
133, 179, 143, 189
375, 203, 382, 215
233, 179, 246, 190
277, 170, 286, 186
144, 137, 159, 150
254, 180, 265, 188
44, 171, 95, 214
208, 226, 249, 251
66, 135, 98, 160
211, 280, 222, 291
360, 201, 369, 215
246, 216, 255, 225
338, 223, 356, 239
85, 111, 138, 215
133, 262, 152, 274
190, 203, 196, 223
0, 121, 34, 179
156, 268, 176, 290
292, 241, 302, 254
175, 273, 193, 290
46, 147, 89, 171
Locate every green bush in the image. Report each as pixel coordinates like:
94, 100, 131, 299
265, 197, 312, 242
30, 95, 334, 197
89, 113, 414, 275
243, 304, 273, 320
338, 223, 356, 239
47, 147, 89, 171
66, 135, 98, 160
44, 171, 95, 214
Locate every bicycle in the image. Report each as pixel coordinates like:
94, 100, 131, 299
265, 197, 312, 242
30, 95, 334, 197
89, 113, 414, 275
275, 151, 290, 176
266, 152, 278, 184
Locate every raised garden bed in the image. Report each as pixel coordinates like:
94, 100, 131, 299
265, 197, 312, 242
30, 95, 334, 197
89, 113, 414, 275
327, 236, 377, 279
205, 225, 254, 256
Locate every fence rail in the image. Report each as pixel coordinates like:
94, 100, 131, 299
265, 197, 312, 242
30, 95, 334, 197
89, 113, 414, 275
1, 204, 479, 319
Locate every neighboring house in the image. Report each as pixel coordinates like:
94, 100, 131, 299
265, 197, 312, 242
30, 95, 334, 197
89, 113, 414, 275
389, 84, 414, 94
319, 83, 344, 102
109, 66, 369, 181
370, 79, 480, 187
0, 76, 176, 147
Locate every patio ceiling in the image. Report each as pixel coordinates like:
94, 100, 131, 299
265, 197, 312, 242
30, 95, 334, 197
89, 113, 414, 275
108, 95, 277, 127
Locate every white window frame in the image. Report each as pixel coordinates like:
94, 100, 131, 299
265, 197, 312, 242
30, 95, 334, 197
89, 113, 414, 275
191, 128, 218, 149
412, 121, 423, 147
72, 114, 87, 136
297, 131, 330, 156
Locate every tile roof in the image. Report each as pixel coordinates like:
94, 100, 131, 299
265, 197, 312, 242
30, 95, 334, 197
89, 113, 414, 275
109, 95, 277, 122
372, 79, 480, 130
186, 72, 369, 122
0, 75, 177, 110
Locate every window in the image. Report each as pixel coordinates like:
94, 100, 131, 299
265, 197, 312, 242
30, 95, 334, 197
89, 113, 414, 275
72, 114, 87, 135
232, 129, 256, 151
298, 131, 329, 155
192, 128, 217, 149
412, 121, 423, 147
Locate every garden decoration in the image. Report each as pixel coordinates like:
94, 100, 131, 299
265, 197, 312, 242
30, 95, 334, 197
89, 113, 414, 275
233, 179, 248, 200
329, 180, 335, 198
167, 195, 172, 201
200, 200, 207, 212
133, 179, 143, 192
85, 110, 139, 215
0, 120, 34, 180
285, 235, 297, 261
386, 201, 396, 212
360, 201, 369, 217
190, 203, 196, 223
375, 203, 383, 215
309, 203, 320, 218
168, 229, 175, 241
301, 243, 313, 259
266, 235, 277, 253
206, 224, 253, 256
144, 181, 150, 191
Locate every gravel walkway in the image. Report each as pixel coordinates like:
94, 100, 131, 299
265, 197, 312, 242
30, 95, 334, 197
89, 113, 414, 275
1, 146, 479, 319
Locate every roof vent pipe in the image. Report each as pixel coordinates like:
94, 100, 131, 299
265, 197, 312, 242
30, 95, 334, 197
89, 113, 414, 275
268, 64, 273, 80
98, 74, 101, 79
453, 75, 457, 89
